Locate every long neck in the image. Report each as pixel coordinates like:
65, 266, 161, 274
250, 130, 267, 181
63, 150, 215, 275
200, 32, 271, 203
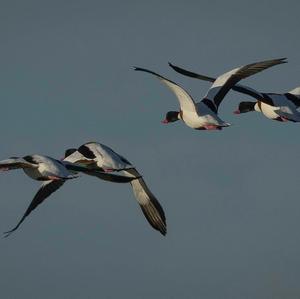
178, 111, 183, 120
254, 102, 261, 112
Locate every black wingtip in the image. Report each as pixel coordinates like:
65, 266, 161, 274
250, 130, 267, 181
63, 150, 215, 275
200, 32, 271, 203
140, 197, 167, 236
168, 62, 186, 73
133, 66, 145, 71
168, 61, 180, 71
274, 57, 287, 61
276, 57, 288, 64
132, 67, 168, 82
3, 229, 15, 238
159, 224, 167, 236
168, 62, 179, 70
133, 66, 149, 72
160, 225, 167, 236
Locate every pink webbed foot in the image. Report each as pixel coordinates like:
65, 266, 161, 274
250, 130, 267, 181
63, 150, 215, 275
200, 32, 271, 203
204, 125, 220, 130
103, 168, 115, 173
47, 175, 62, 180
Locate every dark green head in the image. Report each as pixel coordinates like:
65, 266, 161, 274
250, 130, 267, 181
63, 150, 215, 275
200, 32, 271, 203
161, 111, 179, 124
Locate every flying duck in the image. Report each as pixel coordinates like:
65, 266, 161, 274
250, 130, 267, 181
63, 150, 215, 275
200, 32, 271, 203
2, 154, 136, 237
168, 60, 300, 123
63, 142, 167, 236
134, 58, 286, 130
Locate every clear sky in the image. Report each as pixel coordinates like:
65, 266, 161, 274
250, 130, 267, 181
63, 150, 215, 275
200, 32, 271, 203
0, 0, 300, 298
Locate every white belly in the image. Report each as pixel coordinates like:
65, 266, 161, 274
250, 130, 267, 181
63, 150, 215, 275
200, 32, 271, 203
181, 111, 210, 128
257, 102, 300, 121
256, 102, 279, 119
182, 103, 227, 129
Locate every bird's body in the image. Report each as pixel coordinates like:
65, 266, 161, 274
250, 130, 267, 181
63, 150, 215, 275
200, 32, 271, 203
193, 102, 229, 129
252, 92, 300, 122
74, 142, 133, 171
168, 60, 300, 123
255, 101, 282, 120
135, 58, 286, 130
0, 154, 78, 237
0, 155, 77, 181
1, 154, 136, 237
64, 142, 167, 236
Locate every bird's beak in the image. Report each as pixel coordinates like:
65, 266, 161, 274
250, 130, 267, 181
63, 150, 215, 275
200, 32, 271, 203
161, 119, 169, 124
233, 110, 240, 114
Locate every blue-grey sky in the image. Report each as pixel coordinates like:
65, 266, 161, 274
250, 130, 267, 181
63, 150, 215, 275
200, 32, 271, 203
1, 0, 300, 298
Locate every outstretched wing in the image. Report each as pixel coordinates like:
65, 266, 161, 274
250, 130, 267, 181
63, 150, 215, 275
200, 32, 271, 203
203, 58, 287, 111
124, 168, 166, 236
169, 62, 216, 82
4, 180, 65, 237
169, 62, 264, 100
0, 157, 37, 171
85, 170, 140, 183
134, 67, 197, 112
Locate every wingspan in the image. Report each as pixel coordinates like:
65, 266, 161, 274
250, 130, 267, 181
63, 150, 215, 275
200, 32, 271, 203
169, 62, 264, 100
4, 180, 65, 237
124, 168, 166, 236
134, 67, 197, 112
204, 58, 287, 111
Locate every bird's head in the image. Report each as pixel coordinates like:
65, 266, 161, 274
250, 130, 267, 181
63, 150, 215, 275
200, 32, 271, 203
161, 111, 180, 124
234, 102, 256, 114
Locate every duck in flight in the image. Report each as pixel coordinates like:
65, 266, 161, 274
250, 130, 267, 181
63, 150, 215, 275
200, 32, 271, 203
134, 59, 286, 130
2, 154, 136, 237
168, 59, 300, 123
63, 142, 167, 236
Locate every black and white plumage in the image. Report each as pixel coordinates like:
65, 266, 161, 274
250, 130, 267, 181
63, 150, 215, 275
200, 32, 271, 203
63, 154, 138, 184
2, 154, 136, 237
134, 58, 286, 130
63, 142, 167, 236
168, 60, 300, 122
1, 155, 77, 237
0, 155, 78, 182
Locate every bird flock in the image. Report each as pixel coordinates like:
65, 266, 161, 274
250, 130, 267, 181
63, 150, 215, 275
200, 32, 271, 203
2, 57, 299, 238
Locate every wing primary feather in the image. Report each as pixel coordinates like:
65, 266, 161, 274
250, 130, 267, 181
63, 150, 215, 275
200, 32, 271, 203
125, 168, 167, 236
134, 66, 197, 112
169, 63, 264, 100
3, 180, 65, 237
168, 62, 216, 82
211, 58, 287, 109
134, 66, 179, 85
